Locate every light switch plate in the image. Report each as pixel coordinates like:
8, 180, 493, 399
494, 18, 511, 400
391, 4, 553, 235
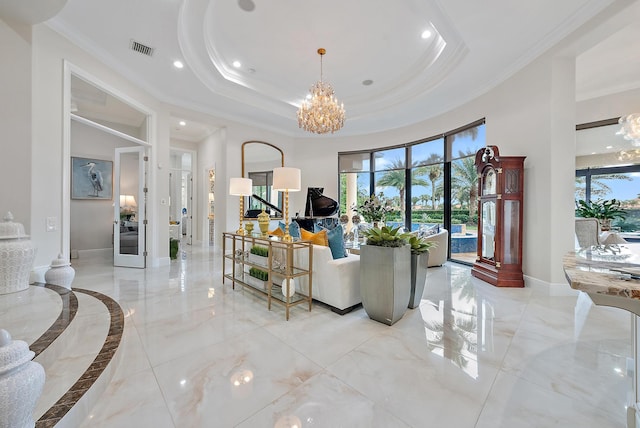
46, 217, 57, 232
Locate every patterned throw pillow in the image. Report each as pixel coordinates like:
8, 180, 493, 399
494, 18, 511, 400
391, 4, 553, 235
279, 221, 301, 239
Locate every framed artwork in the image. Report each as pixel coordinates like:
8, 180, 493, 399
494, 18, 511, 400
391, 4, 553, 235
71, 157, 113, 200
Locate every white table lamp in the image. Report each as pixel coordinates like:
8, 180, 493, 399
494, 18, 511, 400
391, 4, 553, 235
273, 167, 301, 242
229, 177, 252, 235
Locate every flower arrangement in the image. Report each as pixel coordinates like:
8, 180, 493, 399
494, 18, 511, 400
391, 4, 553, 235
353, 193, 393, 223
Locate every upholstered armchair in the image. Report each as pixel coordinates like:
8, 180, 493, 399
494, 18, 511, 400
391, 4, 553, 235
424, 228, 448, 267
574, 218, 600, 248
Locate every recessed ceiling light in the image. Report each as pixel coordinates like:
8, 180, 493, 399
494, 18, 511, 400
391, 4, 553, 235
606, 145, 613, 149
362, 79, 373, 86
421, 30, 432, 39
173, 60, 184, 69
179, 121, 186, 126
233, 60, 241, 68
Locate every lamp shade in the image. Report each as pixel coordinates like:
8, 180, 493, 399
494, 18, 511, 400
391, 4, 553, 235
272, 167, 301, 192
229, 177, 252, 196
119, 194, 136, 209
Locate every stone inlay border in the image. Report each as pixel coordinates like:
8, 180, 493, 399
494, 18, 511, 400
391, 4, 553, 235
35, 288, 124, 428
30, 283, 78, 358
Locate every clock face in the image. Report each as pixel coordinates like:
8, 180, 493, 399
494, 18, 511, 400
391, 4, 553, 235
483, 168, 496, 195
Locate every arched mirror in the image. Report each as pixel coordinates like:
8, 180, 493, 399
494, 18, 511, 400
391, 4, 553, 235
242, 141, 284, 219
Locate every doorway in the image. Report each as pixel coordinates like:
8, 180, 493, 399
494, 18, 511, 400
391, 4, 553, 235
114, 147, 147, 268
64, 62, 154, 266
170, 150, 194, 246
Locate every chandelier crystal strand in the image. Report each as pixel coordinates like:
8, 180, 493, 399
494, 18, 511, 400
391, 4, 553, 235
297, 48, 345, 134
617, 113, 640, 146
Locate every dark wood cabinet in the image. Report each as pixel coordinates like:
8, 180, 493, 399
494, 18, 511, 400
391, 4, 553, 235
471, 146, 525, 287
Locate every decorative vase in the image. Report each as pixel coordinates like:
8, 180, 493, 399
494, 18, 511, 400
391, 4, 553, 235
44, 253, 76, 289
257, 209, 270, 237
244, 222, 254, 235
281, 278, 296, 298
360, 244, 411, 325
0, 329, 45, 428
0, 212, 36, 295
408, 252, 429, 309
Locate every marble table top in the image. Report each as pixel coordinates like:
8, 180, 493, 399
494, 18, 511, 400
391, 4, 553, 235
563, 244, 640, 300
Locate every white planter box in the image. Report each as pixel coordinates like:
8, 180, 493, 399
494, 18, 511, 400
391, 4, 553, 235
245, 275, 268, 290
248, 253, 268, 267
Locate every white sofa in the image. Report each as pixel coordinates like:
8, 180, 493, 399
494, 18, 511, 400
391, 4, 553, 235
424, 228, 448, 267
295, 245, 361, 314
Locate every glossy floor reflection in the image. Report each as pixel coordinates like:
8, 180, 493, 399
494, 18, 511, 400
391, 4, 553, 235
69, 245, 630, 427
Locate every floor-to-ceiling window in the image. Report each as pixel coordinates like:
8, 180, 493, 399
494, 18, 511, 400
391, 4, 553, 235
338, 120, 485, 265
576, 120, 640, 242
448, 124, 486, 263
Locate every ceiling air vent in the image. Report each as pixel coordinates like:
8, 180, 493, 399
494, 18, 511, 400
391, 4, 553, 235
129, 40, 154, 57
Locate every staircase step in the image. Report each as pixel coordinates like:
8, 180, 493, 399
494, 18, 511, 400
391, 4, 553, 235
0, 283, 124, 428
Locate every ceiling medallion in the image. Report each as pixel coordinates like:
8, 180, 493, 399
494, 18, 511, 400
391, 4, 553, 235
297, 48, 346, 135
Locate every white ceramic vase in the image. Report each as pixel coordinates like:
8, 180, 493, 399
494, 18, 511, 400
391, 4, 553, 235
44, 253, 75, 289
0, 329, 46, 428
281, 278, 296, 298
0, 212, 37, 295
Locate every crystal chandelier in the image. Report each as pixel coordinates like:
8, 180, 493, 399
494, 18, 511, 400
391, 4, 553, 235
617, 113, 640, 146
297, 48, 345, 134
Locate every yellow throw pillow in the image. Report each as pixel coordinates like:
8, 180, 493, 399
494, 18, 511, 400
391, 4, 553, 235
269, 227, 284, 237
301, 228, 328, 246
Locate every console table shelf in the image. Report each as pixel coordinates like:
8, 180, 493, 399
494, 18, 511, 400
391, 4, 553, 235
222, 232, 313, 320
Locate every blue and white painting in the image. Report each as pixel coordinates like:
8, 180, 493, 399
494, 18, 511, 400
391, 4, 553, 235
71, 157, 113, 200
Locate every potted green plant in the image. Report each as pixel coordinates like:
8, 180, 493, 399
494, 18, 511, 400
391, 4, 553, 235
359, 226, 412, 325
247, 267, 269, 290
248, 245, 269, 266
407, 236, 437, 309
575, 199, 626, 231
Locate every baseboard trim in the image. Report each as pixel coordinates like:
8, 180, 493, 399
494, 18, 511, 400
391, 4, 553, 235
524, 274, 579, 296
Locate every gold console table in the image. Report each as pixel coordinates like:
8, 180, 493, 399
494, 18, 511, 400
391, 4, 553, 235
222, 232, 313, 320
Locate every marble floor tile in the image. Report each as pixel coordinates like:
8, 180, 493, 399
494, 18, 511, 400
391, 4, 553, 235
237, 371, 411, 427
79, 369, 175, 428
0, 285, 61, 344
152, 328, 322, 427
476, 370, 624, 427
5, 242, 633, 427
326, 329, 501, 427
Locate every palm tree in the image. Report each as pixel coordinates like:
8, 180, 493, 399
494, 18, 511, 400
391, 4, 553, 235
377, 159, 428, 219
575, 174, 633, 199
451, 152, 478, 217
415, 153, 444, 210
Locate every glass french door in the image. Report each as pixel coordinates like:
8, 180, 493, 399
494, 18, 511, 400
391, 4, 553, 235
114, 146, 146, 268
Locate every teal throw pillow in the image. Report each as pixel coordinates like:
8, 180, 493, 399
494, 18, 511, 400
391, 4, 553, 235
324, 225, 347, 259
279, 221, 301, 239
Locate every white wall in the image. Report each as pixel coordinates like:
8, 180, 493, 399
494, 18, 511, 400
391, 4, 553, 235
30, 24, 170, 271
70, 120, 138, 251
0, 19, 31, 231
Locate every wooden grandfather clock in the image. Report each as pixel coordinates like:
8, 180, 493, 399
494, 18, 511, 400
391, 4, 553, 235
471, 146, 525, 287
